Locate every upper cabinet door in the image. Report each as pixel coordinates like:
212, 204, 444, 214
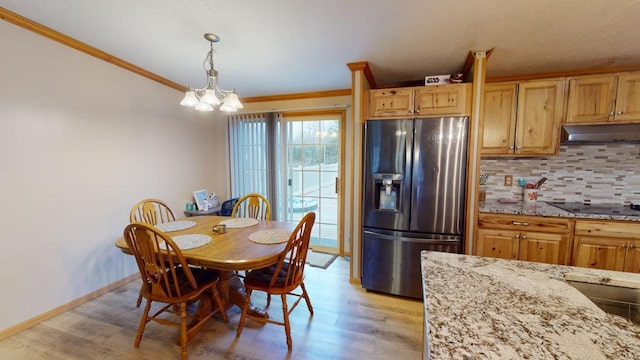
369, 88, 414, 118
481, 83, 517, 155
614, 73, 640, 122
515, 79, 564, 156
414, 84, 468, 116
566, 75, 618, 124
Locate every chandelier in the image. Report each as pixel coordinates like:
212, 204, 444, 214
179, 33, 243, 112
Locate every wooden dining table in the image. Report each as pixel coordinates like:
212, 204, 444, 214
114, 215, 294, 318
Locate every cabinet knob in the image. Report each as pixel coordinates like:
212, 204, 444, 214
415, 109, 420, 114
618, 111, 624, 115
522, 235, 527, 239
610, 112, 615, 116
515, 234, 520, 239
630, 244, 637, 249
621, 244, 628, 249
509, 146, 515, 150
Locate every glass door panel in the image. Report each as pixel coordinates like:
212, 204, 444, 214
281, 113, 341, 253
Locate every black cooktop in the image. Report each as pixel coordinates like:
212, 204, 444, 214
548, 202, 640, 216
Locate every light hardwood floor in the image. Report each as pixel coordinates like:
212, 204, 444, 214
0, 258, 424, 359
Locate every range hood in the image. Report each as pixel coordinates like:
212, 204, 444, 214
561, 123, 640, 143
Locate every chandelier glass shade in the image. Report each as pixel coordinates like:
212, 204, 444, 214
180, 33, 243, 112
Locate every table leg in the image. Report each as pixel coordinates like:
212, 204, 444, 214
217, 270, 269, 319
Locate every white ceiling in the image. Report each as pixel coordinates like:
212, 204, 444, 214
2, 0, 640, 98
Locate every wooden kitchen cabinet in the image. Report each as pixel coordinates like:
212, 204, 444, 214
369, 88, 414, 117
572, 220, 640, 273
476, 228, 519, 260
369, 83, 470, 119
565, 72, 640, 124
414, 85, 469, 116
481, 83, 517, 155
615, 73, 640, 122
572, 236, 627, 271
476, 213, 572, 265
519, 231, 567, 264
481, 79, 564, 156
625, 241, 640, 273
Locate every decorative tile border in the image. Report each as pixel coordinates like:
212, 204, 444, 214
480, 143, 640, 204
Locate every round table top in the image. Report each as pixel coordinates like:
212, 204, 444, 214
115, 216, 293, 271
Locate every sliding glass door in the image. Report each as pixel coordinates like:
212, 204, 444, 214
229, 110, 344, 254
279, 111, 343, 254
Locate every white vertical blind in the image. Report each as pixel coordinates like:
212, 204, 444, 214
228, 113, 283, 210
228, 113, 269, 198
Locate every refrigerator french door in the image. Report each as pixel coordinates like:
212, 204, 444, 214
362, 117, 468, 299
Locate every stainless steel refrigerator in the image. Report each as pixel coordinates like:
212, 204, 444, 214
362, 117, 468, 299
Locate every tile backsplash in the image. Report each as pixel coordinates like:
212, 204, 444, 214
480, 143, 640, 204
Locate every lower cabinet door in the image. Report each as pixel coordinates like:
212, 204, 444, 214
518, 231, 567, 265
572, 236, 627, 271
623, 241, 640, 273
476, 228, 519, 260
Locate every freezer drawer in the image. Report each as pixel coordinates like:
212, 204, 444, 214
362, 229, 461, 299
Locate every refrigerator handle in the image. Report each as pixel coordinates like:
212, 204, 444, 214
363, 230, 460, 243
363, 230, 398, 241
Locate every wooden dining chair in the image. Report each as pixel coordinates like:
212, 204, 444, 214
130, 198, 177, 307
236, 212, 316, 351
130, 198, 176, 225
231, 193, 271, 220
124, 222, 228, 360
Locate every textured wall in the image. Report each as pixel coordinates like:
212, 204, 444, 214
480, 143, 640, 204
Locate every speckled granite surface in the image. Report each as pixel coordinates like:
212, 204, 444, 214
479, 199, 640, 222
421, 251, 640, 360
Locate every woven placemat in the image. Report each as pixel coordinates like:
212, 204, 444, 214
248, 229, 291, 244
218, 218, 260, 228
166, 234, 211, 250
155, 220, 196, 232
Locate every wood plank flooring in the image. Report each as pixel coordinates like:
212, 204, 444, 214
0, 258, 424, 359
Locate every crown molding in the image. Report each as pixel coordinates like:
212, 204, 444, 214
241, 89, 351, 103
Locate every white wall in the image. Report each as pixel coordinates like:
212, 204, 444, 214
0, 21, 229, 330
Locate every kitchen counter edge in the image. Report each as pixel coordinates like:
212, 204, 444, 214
479, 199, 640, 222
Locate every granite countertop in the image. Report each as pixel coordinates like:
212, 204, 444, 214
421, 251, 640, 360
479, 199, 640, 222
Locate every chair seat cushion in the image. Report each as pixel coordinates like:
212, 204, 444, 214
245, 262, 291, 288
170, 266, 219, 295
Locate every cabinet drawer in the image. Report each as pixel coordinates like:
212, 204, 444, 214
478, 214, 571, 233
575, 220, 640, 239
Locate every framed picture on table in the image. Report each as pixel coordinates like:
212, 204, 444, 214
193, 189, 209, 210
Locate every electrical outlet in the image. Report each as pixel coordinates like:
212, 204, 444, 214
504, 175, 513, 187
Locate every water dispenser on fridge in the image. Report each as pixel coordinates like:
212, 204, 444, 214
372, 174, 403, 212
